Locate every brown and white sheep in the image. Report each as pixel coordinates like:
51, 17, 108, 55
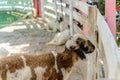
0, 36, 95, 80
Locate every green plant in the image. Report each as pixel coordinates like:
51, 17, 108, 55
98, 0, 105, 15
116, 0, 120, 7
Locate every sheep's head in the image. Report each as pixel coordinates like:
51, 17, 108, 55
65, 38, 86, 60
65, 39, 79, 50
64, 34, 95, 60
73, 34, 95, 54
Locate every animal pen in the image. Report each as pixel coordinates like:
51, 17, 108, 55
0, 0, 120, 80
41, 0, 120, 80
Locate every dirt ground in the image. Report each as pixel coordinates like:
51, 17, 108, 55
0, 18, 87, 80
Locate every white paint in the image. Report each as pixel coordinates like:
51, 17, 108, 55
34, 66, 47, 80
6, 66, 32, 80
52, 51, 59, 73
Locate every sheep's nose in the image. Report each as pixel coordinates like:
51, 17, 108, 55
84, 40, 95, 53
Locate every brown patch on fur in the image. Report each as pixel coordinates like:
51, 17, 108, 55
57, 50, 78, 69
0, 55, 24, 80
25, 53, 55, 68
1, 69, 7, 80
57, 52, 73, 69
48, 68, 57, 80
30, 68, 37, 80
25, 53, 56, 80
56, 50, 79, 80
57, 70, 63, 80
43, 67, 51, 78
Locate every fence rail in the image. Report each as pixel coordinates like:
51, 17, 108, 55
0, 0, 34, 12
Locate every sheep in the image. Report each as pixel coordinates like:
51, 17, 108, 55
45, 21, 60, 32
65, 34, 95, 60
46, 23, 85, 46
72, 34, 95, 53
45, 15, 69, 32
46, 29, 71, 46
59, 21, 69, 32
0, 37, 95, 80
45, 21, 69, 32
0, 47, 9, 58
46, 23, 88, 47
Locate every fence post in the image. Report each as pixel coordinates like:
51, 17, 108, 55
41, 0, 44, 19
69, 0, 74, 36
87, 5, 97, 80
54, 0, 58, 20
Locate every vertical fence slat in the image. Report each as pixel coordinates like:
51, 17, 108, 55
41, 0, 44, 19
69, 0, 74, 36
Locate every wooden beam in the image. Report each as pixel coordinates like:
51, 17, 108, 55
88, 5, 97, 36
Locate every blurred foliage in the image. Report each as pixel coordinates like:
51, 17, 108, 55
116, 0, 120, 7
0, 12, 22, 29
98, 0, 105, 15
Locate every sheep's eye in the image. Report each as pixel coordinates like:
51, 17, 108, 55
70, 46, 75, 49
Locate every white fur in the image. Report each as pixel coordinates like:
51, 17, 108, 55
59, 21, 68, 32
0, 75, 2, 80
61, 68, 72, 80
46, 29, 70, 46
20, 55, 27, 66
6, 55, 32, 80
52, 51, 59, 73
34, 66, 47, 80
6, 66, 32, 80
65, 39, 79, 50
46, 21, 60, 32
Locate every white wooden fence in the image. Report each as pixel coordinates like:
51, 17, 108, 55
41, 0, 120, 80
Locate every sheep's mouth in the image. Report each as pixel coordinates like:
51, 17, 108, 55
75, 49, 86, 60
